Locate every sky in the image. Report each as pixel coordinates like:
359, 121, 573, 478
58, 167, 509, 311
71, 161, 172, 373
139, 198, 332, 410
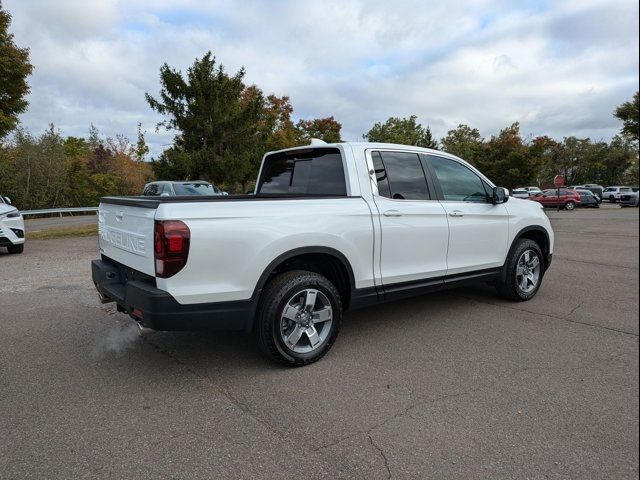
4, 0, 639, 157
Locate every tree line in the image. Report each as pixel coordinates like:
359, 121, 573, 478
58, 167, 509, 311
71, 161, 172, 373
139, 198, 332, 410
0, 124, 152, 210
142, 52, 640, 192
1, 0, 638, 210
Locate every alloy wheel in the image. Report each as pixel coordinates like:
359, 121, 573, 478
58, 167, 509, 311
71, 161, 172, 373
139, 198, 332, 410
279, 289, 333, 354
516, 249, 541, 294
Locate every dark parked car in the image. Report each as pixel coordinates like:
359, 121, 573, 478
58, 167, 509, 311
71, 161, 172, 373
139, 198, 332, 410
528, 188, 582, 210
576, 189, 600, 208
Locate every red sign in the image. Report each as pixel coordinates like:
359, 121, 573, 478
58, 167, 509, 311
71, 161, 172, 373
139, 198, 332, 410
554, 175, 565, 188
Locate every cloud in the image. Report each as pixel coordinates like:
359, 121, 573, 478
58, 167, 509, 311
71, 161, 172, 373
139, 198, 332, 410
4, 0, 639, 156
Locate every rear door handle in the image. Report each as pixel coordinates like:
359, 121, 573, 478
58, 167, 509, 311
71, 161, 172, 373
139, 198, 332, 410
449, 210, 464, 217
383, 209, 402, 217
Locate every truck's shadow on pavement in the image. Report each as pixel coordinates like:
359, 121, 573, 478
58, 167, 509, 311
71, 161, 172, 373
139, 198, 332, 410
130, 284, 497, 372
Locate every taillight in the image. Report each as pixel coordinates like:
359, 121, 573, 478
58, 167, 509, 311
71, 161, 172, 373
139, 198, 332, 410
154, 220, 190, 278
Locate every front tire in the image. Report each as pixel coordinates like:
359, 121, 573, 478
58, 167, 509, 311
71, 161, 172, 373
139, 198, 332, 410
256, 270, 342, 366
564, 201, 576, 210
496, 239, 544, 301
7, 243, 24, 254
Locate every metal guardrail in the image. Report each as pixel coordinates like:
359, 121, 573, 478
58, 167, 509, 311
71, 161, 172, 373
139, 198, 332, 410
21, 207, 98, 217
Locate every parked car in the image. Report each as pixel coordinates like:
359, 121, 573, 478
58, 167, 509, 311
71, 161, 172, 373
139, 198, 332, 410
511, 188, 531, 199
576, 188, 602, 204
575, 189, 600, 208
525, 187, 542, 195
528, 188, 581, 210
142, 181, 227, 196
602, 186, 633, 203
0, 195, 25, 254
569, 185, 605, 200
619, 190, 639, 207
93, 141, 554, 366
582, 184, 604, 199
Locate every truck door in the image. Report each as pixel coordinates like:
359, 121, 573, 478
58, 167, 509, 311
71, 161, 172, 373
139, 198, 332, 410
369, 150, 449, 295
425, 155, 509, 276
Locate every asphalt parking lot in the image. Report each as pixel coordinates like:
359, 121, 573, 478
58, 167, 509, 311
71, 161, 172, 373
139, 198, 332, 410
1, 206, 638, 479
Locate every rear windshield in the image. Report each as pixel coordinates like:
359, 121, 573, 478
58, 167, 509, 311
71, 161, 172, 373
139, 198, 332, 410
257, 148, 347, 196
173, 183, 216, 195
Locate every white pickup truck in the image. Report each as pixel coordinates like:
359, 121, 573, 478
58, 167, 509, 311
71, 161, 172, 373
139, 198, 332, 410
92, 141, 554, 365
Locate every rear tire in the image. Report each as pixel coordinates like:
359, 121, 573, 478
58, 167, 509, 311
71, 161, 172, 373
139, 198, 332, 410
496, 239, 544, 301
7, 243, 24, 254
256, 270, 342, 366
609, 195, 616, 203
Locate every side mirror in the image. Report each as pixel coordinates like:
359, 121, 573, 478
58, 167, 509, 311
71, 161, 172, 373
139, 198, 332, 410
492, 187, 508, 204
4, 196, 11, 204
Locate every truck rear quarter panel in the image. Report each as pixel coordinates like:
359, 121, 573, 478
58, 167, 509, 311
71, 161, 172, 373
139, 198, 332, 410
155, 198, 376, 304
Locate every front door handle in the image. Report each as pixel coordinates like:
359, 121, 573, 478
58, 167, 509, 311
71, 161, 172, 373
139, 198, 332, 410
383, 209, 402, 217
449, 210, 464, 217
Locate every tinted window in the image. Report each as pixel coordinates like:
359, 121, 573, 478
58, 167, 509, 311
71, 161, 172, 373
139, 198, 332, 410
258, 148, 347, 196
372, 151, 429, 200
428, 156, 488, 202
173, 183, 215, 195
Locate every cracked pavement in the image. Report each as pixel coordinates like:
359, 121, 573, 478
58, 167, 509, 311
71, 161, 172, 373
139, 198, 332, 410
1, 205, 638, 479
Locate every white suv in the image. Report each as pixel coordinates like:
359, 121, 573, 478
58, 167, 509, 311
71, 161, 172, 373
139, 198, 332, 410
0, 195, 25, 254
602, 186, 633, 203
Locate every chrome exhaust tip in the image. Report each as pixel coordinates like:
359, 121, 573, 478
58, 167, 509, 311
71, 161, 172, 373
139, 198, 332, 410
136, 322, 156, 337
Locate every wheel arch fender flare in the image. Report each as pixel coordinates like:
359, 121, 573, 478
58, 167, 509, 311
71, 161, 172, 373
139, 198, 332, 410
250, 246, 357, 302
501, 226, 551, 280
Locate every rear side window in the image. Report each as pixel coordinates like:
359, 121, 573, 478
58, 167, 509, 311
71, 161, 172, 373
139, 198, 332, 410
372, 151, 430, 200
258, 148, 347, 196
428, 156, 488, 202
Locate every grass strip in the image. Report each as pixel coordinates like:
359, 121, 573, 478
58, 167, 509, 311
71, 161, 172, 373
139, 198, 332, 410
27, 224, 98, 240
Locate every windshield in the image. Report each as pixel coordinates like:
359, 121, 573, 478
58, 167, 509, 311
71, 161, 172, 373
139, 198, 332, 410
173, 183, 216, 195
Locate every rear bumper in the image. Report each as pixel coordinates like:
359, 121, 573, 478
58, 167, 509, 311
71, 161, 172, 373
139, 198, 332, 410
91, 258, 254, 332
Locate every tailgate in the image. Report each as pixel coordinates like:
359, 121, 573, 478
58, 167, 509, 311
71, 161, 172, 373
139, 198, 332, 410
98, 201, 156, 276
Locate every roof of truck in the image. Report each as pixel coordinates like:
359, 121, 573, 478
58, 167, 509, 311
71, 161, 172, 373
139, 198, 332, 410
268, 141, 450, 158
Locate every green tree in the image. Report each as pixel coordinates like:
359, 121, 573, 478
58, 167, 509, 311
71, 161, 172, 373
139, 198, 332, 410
0, 1, 33, 138
441, 124, 483, 164
601, 135, 636, 185
614, 91, 639, 140
363, 115, 438, 148
146, 52, 264, 187
296, 116, 342, 143
474, 123, 537, 189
